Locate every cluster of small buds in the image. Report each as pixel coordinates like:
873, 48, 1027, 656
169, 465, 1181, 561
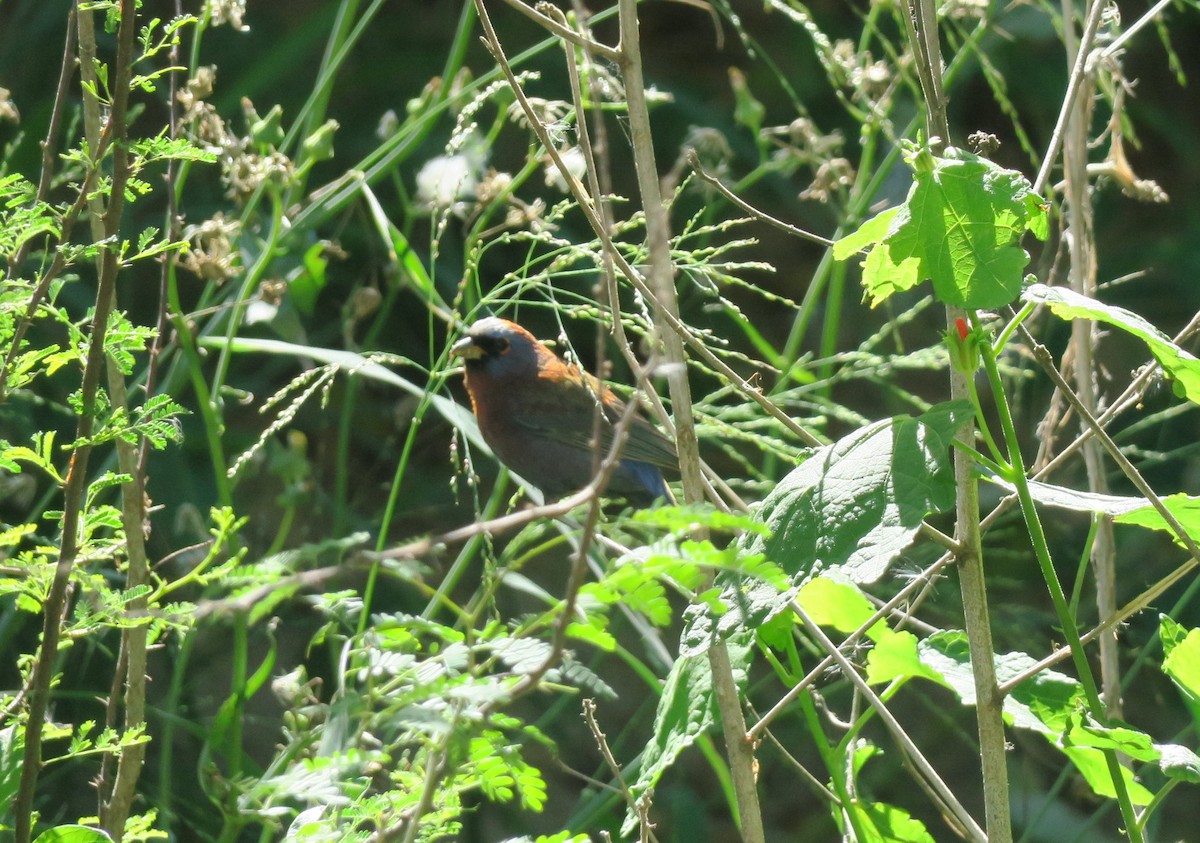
0, 87, 18, 124
177, 67, 299, 202
831, 40, 893, 100
801, 158, 856, 203
180, 213, 241, 283
764, 118, 857, 204
206, 0, 249, 31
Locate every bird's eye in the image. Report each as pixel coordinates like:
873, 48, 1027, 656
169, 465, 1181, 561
496, 338, 510, 355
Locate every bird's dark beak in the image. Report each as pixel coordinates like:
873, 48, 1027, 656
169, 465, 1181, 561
451, 335, 483, 360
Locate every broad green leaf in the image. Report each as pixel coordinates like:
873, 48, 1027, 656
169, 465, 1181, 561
796, 576, 887, 641
1156, 743, 1200, 783
33, 828, 113, 843
1024, 283, 1200, 404
917, 634, 1154, 805
1161, 624, 1200, 706
866, 629, 948, 687
1064, 715, 1159, 760
682, 404, 969, 653
1115, 492, 1200, 547
850, 800, 936, 843
833, 206, 900, 260
836, 149, 1046, 309
839, 742, 936, 841
625, 638, 751, 836
862, 238, 923, 306
741, 402, 970, 584
984, 475, 1146, 515
1060, 746, 1153, 804
916, 157, 1045, 308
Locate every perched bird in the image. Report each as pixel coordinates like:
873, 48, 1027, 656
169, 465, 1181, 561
451, 317, 677, 503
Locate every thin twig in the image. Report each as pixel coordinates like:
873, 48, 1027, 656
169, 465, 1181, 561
501, 0, 621, 62
994, 329, 1200, 695
749, 551, 957, 740
1059, 0, 1120, 718
614, 0, 766, 838
1100, 0, 1175, 59
688, 152, 835, 248
792, 601, 988, 842
583, 699, 662, 843
1024, 331, 1200, 561
1032, 0, 1108, 196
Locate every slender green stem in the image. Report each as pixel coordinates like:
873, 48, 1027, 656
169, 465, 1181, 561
978, 337, 1144, 843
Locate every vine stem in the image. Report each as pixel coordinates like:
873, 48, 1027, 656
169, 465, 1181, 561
979, 337, 1145, 843
74, 4, 152, 835
13, 2, 139, 840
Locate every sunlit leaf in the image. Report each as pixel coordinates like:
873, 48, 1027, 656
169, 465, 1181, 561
1025, 283, 1200, 404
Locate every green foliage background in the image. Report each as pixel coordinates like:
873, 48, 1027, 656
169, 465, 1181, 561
3, 0, 1200, 841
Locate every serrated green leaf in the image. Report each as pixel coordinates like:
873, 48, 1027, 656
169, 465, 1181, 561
861, 228, 923, 307
841, 151, 1045, 309
682, 404, 969, 651
833, 206, 900, 260
741, 401, 969, 584
913, 156, 1039, 308
625, 638, 751, 836
918, 633, 1154, 805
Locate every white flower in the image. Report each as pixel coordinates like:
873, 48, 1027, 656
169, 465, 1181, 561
545, 146, 588, 193
416, 153, 479, 210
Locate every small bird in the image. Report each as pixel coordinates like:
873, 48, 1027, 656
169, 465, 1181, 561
451, 317, 677, 503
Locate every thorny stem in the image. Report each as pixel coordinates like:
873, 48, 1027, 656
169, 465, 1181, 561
14, 2, 139, 840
